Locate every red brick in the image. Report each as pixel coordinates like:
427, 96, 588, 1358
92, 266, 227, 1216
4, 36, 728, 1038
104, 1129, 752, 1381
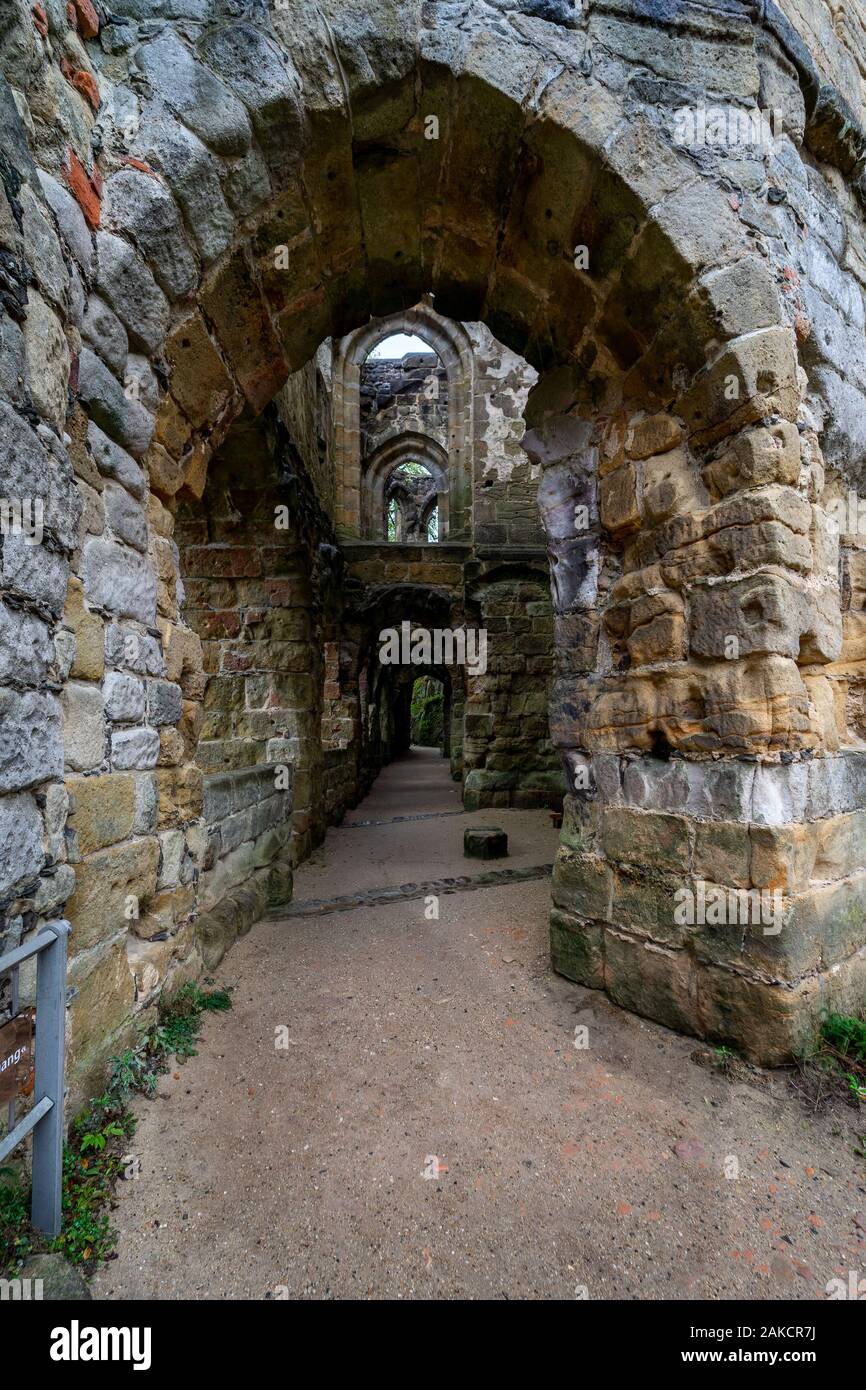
184, 547, 262, 579
63, 148, 101, 229
71, 0, 98, 38
61, 59, 100, 111
122, 157, 158, 178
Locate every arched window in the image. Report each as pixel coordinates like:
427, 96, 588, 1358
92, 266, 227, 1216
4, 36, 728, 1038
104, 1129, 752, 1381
385, 461, 436, 543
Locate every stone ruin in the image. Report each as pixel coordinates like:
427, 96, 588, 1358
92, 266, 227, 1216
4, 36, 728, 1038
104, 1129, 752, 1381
1, 0, 866, 1109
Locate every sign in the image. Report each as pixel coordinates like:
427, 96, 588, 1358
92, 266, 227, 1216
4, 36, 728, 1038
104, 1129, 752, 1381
0, 1010, 35, 1105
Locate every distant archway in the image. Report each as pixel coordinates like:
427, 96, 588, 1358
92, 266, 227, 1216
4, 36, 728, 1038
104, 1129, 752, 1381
332, 303, 474, 540
363, 433, 449, 540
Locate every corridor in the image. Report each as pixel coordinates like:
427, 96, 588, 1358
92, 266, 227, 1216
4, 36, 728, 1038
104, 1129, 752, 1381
90, 758, 865, 1302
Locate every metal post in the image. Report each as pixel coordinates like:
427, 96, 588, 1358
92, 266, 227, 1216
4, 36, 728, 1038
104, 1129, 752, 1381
30, 923, 69, 1238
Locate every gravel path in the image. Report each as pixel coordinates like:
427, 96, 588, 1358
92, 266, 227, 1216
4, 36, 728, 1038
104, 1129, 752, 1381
91, 755, 866, 1300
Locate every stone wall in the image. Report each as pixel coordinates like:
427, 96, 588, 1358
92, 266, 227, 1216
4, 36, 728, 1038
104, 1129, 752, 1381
3, 0, 866, 1112
360, 352, 448, 457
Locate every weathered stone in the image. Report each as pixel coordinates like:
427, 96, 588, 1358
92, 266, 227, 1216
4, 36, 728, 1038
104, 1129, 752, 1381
103, 167, 198, 300
66, 771, 136, 855
83, 537, 157, 624
94, 231, 170, 355
37, 168, 93, 273
601, 806, 689, 874
86, 419, 146, 499
103, 670, 145, 723
78, 350, 155, 460
134, 30, 252, 157
104, 624, 164, 677
702, 420, 801, 498
0, 600, 52, 684
63, 576, 104, 681
81, 294, 128, 378
22, 290, 69, 426
61, 682, 105, 772
146, 679, 182, 726
137, 117, 235, 265
20, 182, 68, 311
66, 837, 160, 952
68, 937, 137, 1109
1, 533, 68, 617
0, 791, 45, 897
111, 726, 160, 771
549, 906, 604, 988
103, 480, 147, 552
625, 413, 682, 460
200, 21, 303, 181
0, 689, 63, 792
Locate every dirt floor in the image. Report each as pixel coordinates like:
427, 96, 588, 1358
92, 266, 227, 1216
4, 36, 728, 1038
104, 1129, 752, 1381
91, 751, 866, 1301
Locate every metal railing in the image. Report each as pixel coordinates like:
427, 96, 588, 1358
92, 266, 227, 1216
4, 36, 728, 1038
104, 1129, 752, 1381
0, 921, 69, 1237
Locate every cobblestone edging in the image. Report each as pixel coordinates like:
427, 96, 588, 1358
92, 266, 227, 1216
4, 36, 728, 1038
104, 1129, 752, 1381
271, 864, 554, 918
337, 810, 466, 829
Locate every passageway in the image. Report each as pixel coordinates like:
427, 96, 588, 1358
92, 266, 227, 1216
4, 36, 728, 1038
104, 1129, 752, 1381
91, 769, 864, 1301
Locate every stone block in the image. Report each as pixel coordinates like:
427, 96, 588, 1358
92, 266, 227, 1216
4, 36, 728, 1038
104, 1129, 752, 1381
66, 771, 136, 855
464, 825, 508, 858
702, 420, 800, 498
103, 670, 145, 723
601, 805, 689, 873
146, 679, 182, 726
65, 837, 160, 952
78, 349, 155, 460
111, 727, 159, 771
549, 906, 604, 988
86, 420, 146, 499
94, 230, 170, 355
68, 936, 136, 1111
61, 682, 105, 772
604, 930, 697, 1036
0, 601, 52, 685
103, 166, 197, 300
0, 791, 45, 897
64, 576, 105, 681
0, 689, 63, 791
551, 847, 612, 920
83, 537, 157, 624
693, 819, 750, 888
81, 294, 128, 377
104, 481, 147, 552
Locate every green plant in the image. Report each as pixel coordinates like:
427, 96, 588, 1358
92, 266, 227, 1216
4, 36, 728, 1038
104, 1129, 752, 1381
821, 1013, 866, 1062
1, 980, 233, 1273
0, 1171, 32, 1271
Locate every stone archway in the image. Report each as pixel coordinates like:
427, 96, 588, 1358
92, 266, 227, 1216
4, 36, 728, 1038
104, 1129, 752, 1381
332, 304, 475, 539
5, 0, 866, 1099
363, 432, 449, 540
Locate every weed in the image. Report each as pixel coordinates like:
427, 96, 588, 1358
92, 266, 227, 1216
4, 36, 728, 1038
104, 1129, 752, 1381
1, 981, 233, 1275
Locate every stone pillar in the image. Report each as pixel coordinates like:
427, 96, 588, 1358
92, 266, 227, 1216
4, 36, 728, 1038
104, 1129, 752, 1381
528, 339, 865, 1064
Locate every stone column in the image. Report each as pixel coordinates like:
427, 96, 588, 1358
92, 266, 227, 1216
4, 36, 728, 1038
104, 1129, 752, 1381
527, 337, 865, 1064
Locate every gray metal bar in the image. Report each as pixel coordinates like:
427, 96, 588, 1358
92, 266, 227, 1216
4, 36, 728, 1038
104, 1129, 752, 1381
0, 1096, 52, 1165
7, 963, 19, 1134
30, 923, 69, 1238
0, 933, 54, 975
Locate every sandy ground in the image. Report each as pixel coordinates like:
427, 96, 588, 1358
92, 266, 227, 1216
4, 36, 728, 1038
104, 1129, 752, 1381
91, 752, 866, 1301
